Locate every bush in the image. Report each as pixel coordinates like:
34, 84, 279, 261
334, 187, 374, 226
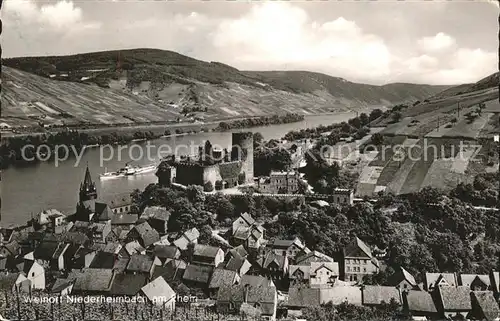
204, 181, 214, 192
215, 180, 223, 190
238, 172, 246, 185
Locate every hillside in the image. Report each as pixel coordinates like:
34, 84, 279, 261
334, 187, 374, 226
356, 72, 499, 197
2, 48, 448, 130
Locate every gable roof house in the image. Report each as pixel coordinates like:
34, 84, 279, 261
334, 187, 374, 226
434, 286, 472, 319
141, 276, 176, 309
182, 264, 214, 287
110, 273, 147, 296
342, 237, 380, 282
89, 251, 117, 270
388, 266, 417, 291
227, 245, 248, 260
152, 259, 186, 284
294, 250, 334, 266
0, 241, 21, 257
50, 278, 74, 296
224, 256, 252, 276
152, 245, 181, 265
23, 260, 45, 290
71, 268, 115, 294
309, 262, 339, 288
286, 287, 322, 312
460, 274, 491, 291
126, 254, 155, 278
0, 272, 31, 293
268, 237, 308, 261
34, 241, 70, 271
126, 222, 160, 249
424, 272, 458, 291
362, 285, 402, 307
71, 247, 96, 270
192, 244, 224, 267
208, 268, 241, 298
173, 228, 200, 251
240, 274, 275, 288
255, 251, 289, 280
143, 206, 171, 235
289, 265, 311, 285
124, 240, 146, 256
470, 291, 500, 321
216, 283, 278, 321
403, 290, 439, 319
320, 285, 363, 306
232, 213, 255, 233
108, 193, 132, 215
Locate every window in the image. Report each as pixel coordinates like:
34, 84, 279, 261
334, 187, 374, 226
363, 268, 366, 272
363, 260, 367, 265
347, 267, 350, 272
32, 272, 35, 277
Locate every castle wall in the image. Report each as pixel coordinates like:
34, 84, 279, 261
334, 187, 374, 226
231, 133, 254, 184
175, 164, 205, 186
202, 165, 222, 187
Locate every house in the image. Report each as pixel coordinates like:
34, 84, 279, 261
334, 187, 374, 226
403, 290, 438, 319
289, 265, 311, 285
153, 259, 186, 283
208, 268, 241, 298
388, 266, 417, 291
227, 245, 248, 260
110, 273, 147, 296
71, 268, 115, 294
424, 272, 457, 291
470, 291, 500, 321
460, 274, 491, 291
294, 250, 333, 266
192, 244, 224, 267
111, 214, 138, 226
141, 276, 176, 309
173, 228, 200, 251
126, 254, 155, 278
35, 209, 65, 227
34, 241, 70, 271
126, 222, 160, 249
89, 251, 117, 269
143, 206, 171, 235
182, 264, 213, 287
50, 278, 74, 296
286, 287, 321, 311
332, 188, 354, 206
268, 237, 307, 260
113, 257, 130, 273
0, 257, 7, 272
255, 251, 289, 279
0, 241, 20, 257
124, 241, 146, 256
240, 274, 275, 288
342, 237, 379, 282
0, 272, 31, 293
223, 256, 252, 276
309, 262, 339, 288
72, 247, 96, 269
434, 286, 472, 319
152, 245, 181, 265
362, 285, 401, 306
108, 193, 132, 214
23, 260, 45, 289
216, 283, 278, 321
89, 221, 111, 243
232, 212, 256, 233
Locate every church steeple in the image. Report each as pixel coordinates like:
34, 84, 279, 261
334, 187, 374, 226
79, 165, 97, 202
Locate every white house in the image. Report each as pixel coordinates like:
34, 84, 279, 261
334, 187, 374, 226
23, 260, 45, 290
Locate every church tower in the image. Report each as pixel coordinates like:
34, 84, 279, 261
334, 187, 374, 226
79, 165, 97, 202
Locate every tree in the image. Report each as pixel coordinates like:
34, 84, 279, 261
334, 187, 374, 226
253, 132, 264, 149
215, 180, 223, 190
238, 172, 246, 185
369, 109, 384, 122
203, 181, 214, 192
198, 225, 213, 245
392, 111, 402, 123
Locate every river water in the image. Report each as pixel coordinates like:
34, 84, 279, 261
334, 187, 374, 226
2, 112, 359, 225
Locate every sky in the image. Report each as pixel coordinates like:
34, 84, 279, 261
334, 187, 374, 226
2, 0, 499, 85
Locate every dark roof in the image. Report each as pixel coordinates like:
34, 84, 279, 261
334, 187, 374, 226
126, 254, 154, 273
71, 268, 114, 292
110, 274, 146, 296
287, 287, 321, 307
0, 272, 23, 290
240, 275, 272, 288
61, 232, 90, 245
295, 250, 333, 265
2, 241, 20, 256
34, 241, 59, 261
209, 269, 238, 289
239, 213, 255, 226
438, 286, 472, 311
113, 257, 129, 273
183, 264, 213, 284
257, 252, 287, 270
132, 222, 160, 248
152, 260, 185, 283
95, 202, 113, 221
344, 237, 373, 259
406, 290, 437, 313
0, 257, 7, 271
228, 245, 248, 259
89, 251, 116, 269
362, 286, 401, 305
225, 256, 248, 272
23, 260, 38, 275
472, 291, 500, 321
153, 245, 179, 259
51, 278, 73, 293
217, 284, 276, 315
193, 244, 222, 259
425, 273, 457, 289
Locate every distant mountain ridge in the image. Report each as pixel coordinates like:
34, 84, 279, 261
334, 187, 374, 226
2, 48, 450, 129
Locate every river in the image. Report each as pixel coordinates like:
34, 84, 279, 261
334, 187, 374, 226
2, 112, 360, 225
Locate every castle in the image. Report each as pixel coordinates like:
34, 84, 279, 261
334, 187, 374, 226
156, 132, 254, 190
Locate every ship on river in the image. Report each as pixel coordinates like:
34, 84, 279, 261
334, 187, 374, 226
99, 162, 157, 180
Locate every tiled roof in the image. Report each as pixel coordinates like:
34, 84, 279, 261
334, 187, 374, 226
320, 286, 362, 305
289, 265, 311, 280
491, 272, 500, 293
193, 244, 221, 259
240, 212, 255, 226
401, 267, 417, 286
425, 273, 457, 289
362, 286, 401, 305
310, 262, 339, 276
460, 274, 491, 288
438, 286, 472, 311
295, 250, 333, 265
51, 278, 73, 293
217, 284, 276, 315
240, 275, 273, 288
110, 274, 146, 296
209, 269, 239, 289
153, 245, 179, 259
72, 268, 114, 292
89, 251, 115, 269
182, 264, 213, 284
287, 287, 321, 307
126, 254, 154, 273
406, 291, 437, 313
258, 252, 287, 270
124, 241, 145, 255
225, 257, 249, 272
0, 272, 23, 290
472, 291, 500, 321
132, 222, 160, 248
34, 241, 59, 261
143, 206, 171, 221
111, 214, 138, 225
152, 260, 185, 283
228, 245, 248, 259
107, 193, 132, 209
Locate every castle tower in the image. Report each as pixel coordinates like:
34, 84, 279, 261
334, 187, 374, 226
231, 132, 254, 184
79, 165, 97, 202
